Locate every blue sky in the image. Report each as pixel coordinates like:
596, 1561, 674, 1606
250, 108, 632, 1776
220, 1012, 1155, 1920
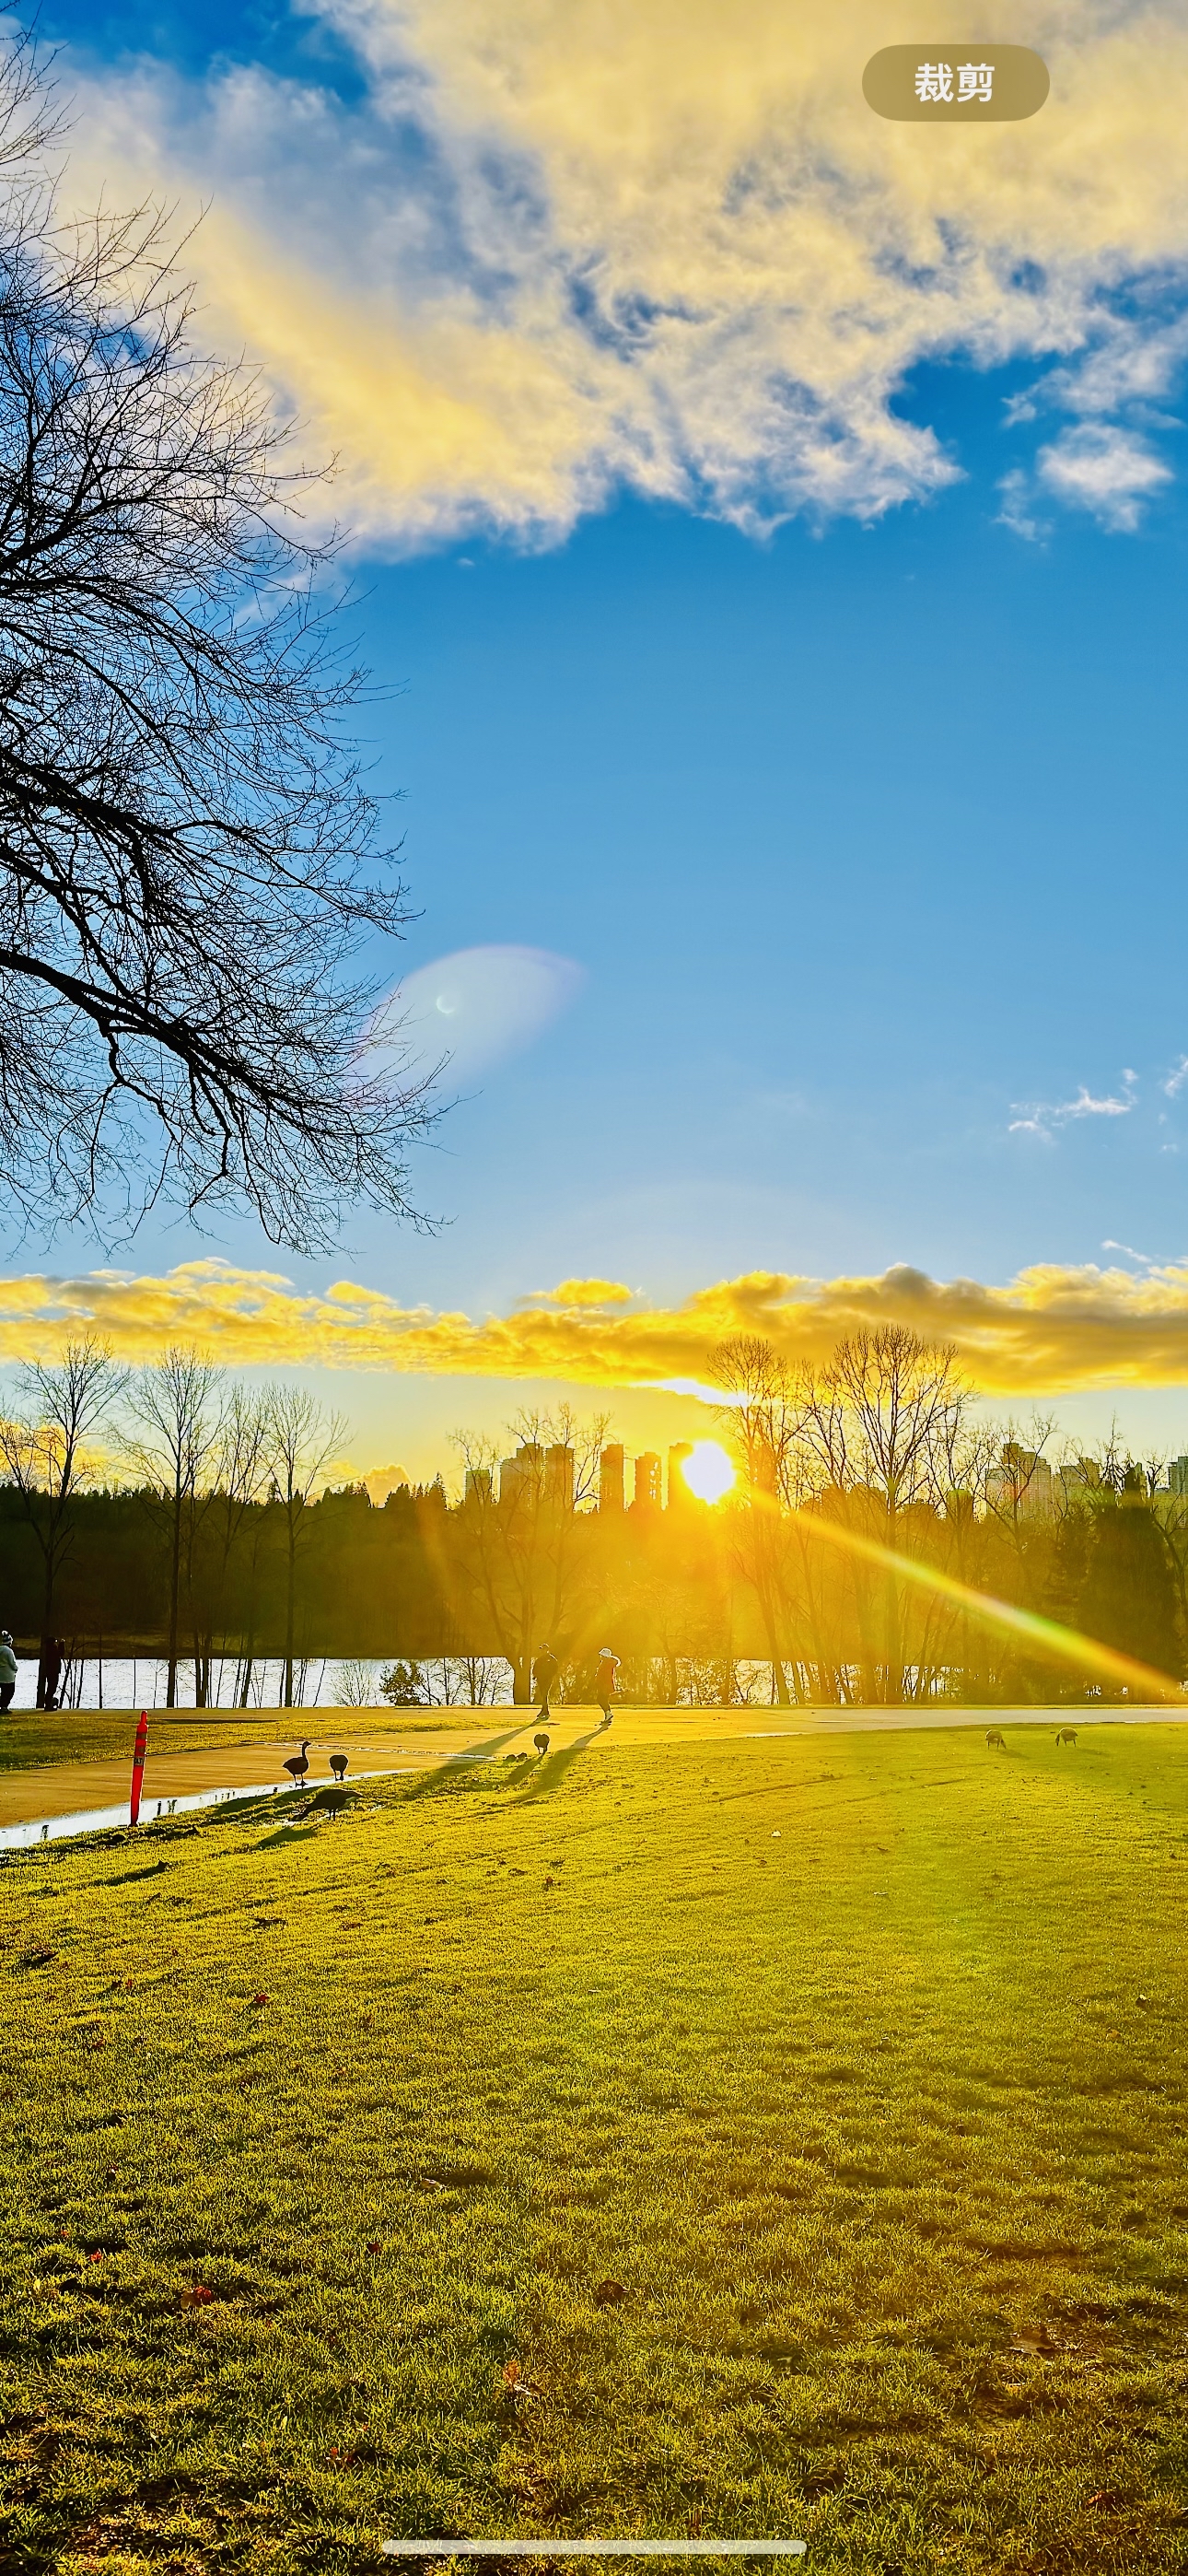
9, 0, 1188, 1473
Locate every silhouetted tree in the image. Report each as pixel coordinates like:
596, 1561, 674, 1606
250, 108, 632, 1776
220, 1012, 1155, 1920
1082, 1495, 1182, 1687
0, 1330, 122, 1699
266, 1388, 347, 1705
122, 1348, 221, 1704
0, 39, 434, 1247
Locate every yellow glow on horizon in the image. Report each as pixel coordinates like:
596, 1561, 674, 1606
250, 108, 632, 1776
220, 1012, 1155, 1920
681, 1439, 736, 1504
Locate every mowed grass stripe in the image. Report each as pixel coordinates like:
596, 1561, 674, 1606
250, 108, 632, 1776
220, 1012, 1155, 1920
0, 1726, 1186, 2573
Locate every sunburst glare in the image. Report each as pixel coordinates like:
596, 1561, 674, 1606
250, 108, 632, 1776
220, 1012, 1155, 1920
680, 1439, 736, 1504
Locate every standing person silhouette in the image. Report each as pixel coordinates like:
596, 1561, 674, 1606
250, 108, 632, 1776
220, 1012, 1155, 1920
39, 1637, 64, 1712
0, 1631, 17, 1713
594, 1646, 620, 1727
533, 1641, 559, 1719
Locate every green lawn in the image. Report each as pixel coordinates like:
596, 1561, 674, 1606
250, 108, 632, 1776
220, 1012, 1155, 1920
2, 1725, 1188, 2574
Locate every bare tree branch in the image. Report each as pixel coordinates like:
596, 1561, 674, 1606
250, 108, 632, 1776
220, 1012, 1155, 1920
0, 39, 437, 1248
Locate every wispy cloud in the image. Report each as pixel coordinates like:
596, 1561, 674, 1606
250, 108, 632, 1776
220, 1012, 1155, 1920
10, 1252, 1188, 1396
996, 467, 1049, 543
1009, 1071, 1138, 1140
1101, 1238, 1154, 1266
1035, 424, 1172, 531
53, 3, 1188, 548
1164, 1056, 1188, 1097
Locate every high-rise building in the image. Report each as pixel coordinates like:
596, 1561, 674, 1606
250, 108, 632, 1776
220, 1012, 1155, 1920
545, 1442, 575, 1512
1170, 1458, 1188, 1495
464, 1465, 493, 1507
986, 1446, 1056, 1519
634, 1451, 661, 1510
600, 1443, 625, 1511
499, 1442, 542, 1507
668, 1441, 693, 1508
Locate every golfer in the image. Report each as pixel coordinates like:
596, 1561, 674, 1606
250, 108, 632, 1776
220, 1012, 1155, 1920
594, 1645, 620, 1726
534, 1641, 559, 1718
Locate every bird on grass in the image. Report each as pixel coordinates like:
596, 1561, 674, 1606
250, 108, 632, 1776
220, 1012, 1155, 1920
330, 1752, 349, 1782
315, 1786, 352, 1821
533, 1731, 550, 1758
283, 1739, 311, 1790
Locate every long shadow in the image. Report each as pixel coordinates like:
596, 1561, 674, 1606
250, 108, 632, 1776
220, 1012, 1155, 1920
514, 1724, 605, 1800
397, 1723, 530, 1803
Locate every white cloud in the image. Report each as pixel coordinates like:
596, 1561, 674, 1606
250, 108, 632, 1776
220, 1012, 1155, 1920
1035, 422, 1172, 530
1164, 1056, 1188, 1096
55, 2, 1188, 548
996, 466, 1049, 542
1009, 1072, 1138, 1140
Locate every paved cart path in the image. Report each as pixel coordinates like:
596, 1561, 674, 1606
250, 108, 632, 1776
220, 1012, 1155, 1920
1, 1700, 1186, 1833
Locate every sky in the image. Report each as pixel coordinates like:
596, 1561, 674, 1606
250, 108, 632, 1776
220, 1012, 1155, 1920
7, 0, 1188, 1481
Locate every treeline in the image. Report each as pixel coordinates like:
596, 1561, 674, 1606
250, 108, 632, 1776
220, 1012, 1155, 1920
4, 1327, 1188, 1707
0, 1479, 454, 1670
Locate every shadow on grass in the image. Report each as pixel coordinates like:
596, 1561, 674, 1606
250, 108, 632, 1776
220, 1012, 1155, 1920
397, 1725, 529, 1803
514, 1725, 605, 1799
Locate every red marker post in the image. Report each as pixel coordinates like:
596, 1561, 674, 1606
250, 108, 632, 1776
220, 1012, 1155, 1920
130, 1710, 148, 1827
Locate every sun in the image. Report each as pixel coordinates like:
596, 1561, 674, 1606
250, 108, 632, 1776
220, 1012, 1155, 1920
681, 1439, 736, 1505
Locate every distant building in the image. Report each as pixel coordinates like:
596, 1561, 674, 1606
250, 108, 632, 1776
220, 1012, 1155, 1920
667, 1442, 693, 1508
1170, 1458, 1188, 1495
499, 1442, 542, 1507
464, 1466, 493, 1507
986, 1446, 1055, 1519
600, 1443, 625, 1511
545, 1442, 575, 1512
634, 1451, 661, 1510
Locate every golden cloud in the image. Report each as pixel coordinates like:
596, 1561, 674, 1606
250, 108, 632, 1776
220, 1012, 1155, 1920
59, 0, 1188, 542
7, 1257, 1188, 1396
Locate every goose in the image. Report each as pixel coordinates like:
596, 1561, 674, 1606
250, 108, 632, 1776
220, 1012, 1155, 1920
329, 1752, 349, 1782
283, 1739, 311, 1790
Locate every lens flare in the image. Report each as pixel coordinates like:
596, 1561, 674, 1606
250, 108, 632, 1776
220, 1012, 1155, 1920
681, 1440, 736, 1504
785, 1503, 1185, 1703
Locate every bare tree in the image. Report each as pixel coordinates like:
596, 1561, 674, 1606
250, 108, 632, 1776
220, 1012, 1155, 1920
451, 1407, 610, 1702
0, 39, 436, 1248
191, 1385, 274, 1704
801, 1327, 972, 1704
265, 1388, 348, 1707
122, 1347, 222, 1705
709, 1335, 805, 1705
0, 1329, 122, 1700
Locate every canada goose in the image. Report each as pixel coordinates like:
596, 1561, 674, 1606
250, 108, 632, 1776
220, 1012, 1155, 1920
1055, 1727, 1078, 1746
985, 1728, 1006, 1751
330, 1752, 348, 1782
283, 1739, 311, 1789
533, 1731, 550, 1758
317, 1786, 351, 1820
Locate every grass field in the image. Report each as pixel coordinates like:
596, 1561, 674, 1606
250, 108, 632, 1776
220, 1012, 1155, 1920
2, 1721, 1188, 2574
